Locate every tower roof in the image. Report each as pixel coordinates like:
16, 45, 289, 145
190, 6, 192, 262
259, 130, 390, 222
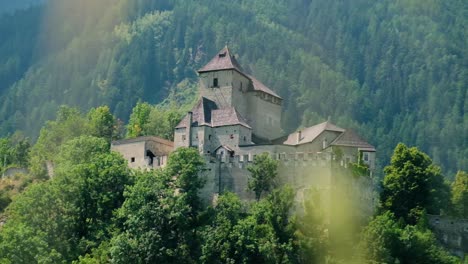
198, 46, 245, 73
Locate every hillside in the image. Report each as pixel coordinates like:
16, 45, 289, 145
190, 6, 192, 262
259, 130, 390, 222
0, 0, 466, 175
0, 0, 44, 14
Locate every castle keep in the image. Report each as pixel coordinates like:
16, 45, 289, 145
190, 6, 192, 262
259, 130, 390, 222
112, 46, 377, 221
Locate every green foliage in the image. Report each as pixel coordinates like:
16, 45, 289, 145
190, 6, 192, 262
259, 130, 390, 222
247, 153, 279, 200
359, 212, 459, 264
380, 143, 451, 224
200, 187, 299, 264
0, 136, 131, 263
110, 147, 204, 263
199, 192, 243, 263
359, 212, 403, 263
0, 134, 30, 172
143, 104, 186, 141
126, 102, 152, 138
296, 188, 328, 263
87, 106, 117, 142
28, 105, 119, 179
451, 170, 468, 218
126, 100, 187, 140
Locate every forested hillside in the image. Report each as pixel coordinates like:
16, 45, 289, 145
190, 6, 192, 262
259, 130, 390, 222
0, 0, 43, 14
0, 0, 466, 175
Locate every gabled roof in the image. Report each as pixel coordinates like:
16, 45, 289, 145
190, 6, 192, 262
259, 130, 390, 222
198, 46, 245, 73
248, 75, 282, 99
211, 107, 251, 128
214, 145, 234, 153
112, 136, 174, 147
330, 129, 376, 151
281, 121, 345, 145
175, 97, 251, 129
198, 46, 282, 100
175, 97, 218, 128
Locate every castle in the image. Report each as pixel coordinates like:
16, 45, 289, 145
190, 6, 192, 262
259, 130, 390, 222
112, 46, 377, 221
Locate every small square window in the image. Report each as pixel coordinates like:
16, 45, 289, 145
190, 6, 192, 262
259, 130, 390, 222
130, 157, 135, 163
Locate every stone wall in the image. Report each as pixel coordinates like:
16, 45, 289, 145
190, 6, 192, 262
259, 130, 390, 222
246, 91, 282, 140
198, 151, 376, 223
428, 215, 468, 259
199, 70, 250, 109
112, 141, 148, 169
111, 137, 173, 170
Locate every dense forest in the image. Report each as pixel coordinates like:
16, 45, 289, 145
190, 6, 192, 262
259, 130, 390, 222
0, 0, 43, 14
0, 0, 466, 176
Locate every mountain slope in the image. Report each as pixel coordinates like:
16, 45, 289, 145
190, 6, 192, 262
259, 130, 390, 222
0, 0, 466, 175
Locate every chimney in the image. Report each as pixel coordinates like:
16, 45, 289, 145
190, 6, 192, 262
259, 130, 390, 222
297, 130, 302, 144
187, 111, 193, 147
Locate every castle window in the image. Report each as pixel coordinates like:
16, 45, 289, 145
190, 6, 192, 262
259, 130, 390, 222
230, 134, 234, 139
208, 135, 212, 140
213, 78, 218, 87
243, 136, 246, 141
130, 157, 135, 163
363, 152, 369, 161
182, 135, 186, 141
240, 82, 243, 91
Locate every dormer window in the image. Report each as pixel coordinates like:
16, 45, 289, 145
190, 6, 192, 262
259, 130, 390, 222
213, 78, 218, 87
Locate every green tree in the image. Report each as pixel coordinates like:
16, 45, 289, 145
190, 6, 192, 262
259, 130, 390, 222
144, 105, 185, 141
230, 187, 299, 264
380, 143, 450, 224
87, 106, 117, 142
126, 102, 152, 138
247, 153, 278, 200
359, 211, 402, 263
199, 192, 243, 264
29, 106, 88, 178
359, 212, 458, 264
0, 136, 131, 263
296, 188, 328, 264
451, 170, 468, 218
110, 147, 204, 263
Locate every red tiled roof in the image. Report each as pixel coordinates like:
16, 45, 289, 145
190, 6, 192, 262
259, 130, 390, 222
198, 46, 245, 73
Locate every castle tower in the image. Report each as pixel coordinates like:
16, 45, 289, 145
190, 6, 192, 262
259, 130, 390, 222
197, 46, 283, 141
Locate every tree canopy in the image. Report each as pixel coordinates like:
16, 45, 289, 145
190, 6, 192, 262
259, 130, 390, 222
380, 143, 451, 224
247, 153, 279, 201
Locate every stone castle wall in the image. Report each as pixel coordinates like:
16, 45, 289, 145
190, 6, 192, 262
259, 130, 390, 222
428, 215, 468, 258
197, 152, 376, 222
